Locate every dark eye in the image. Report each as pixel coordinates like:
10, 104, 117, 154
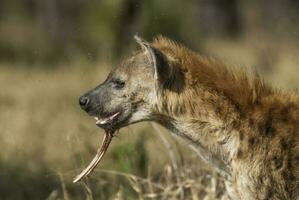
109, 79, 125, 89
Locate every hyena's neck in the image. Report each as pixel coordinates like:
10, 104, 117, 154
150, 47, 273, 176
152, 65, 271, 175
154, 86, 243, 176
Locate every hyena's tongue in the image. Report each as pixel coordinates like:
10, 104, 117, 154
73, 130, 114, 183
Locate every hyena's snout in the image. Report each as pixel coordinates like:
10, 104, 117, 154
78, 87, 107, 116
78, 86, 129, 129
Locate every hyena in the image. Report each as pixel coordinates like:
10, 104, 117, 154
75, 35, 299, 200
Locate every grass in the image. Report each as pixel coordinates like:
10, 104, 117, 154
0, 37, 298, 199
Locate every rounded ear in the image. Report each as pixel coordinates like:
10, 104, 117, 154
134, 35, 158, 81
134, 35, 185, 93
134, 35, 165, 82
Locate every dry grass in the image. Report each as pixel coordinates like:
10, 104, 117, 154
0, 61, 223, 199
0, 37, 298, 199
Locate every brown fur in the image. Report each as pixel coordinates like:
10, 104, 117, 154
147, 36, 299, 199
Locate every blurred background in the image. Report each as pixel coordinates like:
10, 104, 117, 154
0, 0, 299, 199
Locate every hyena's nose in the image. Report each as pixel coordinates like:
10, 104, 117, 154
79, 96, 90, 109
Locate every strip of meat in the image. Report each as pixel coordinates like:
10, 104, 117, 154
73, 130, 113, 183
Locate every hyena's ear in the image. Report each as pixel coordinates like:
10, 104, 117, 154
134, 35, 177, 87
134, 35, 162, 82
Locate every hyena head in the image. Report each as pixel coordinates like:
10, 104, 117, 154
79, 36, 183, 131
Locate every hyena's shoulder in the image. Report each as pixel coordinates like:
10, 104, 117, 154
237, 92, 299, 192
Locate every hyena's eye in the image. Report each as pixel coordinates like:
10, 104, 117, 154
109, 78, 125, 89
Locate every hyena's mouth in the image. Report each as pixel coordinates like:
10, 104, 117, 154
94, 112, 121, 126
